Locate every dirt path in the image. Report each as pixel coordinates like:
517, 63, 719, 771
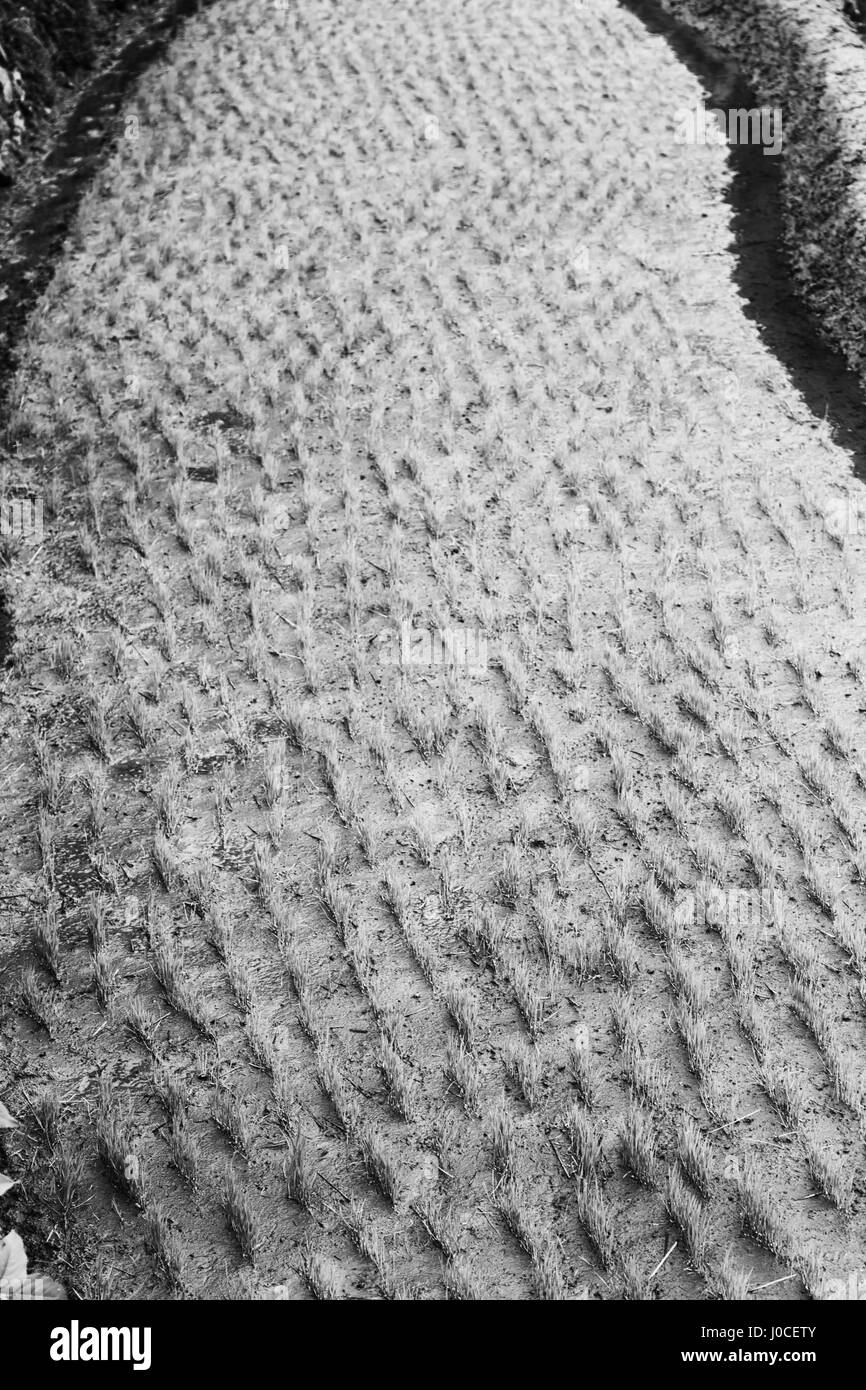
2, 0, 866, 1300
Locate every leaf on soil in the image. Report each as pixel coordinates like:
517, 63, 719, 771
0, 1174, 17, 1198
0, 1102, 17, 1130
0, 1230, 27, 1282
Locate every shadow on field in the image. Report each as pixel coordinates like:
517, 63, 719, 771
0, 0, 214, 411
620, 0, 866, 481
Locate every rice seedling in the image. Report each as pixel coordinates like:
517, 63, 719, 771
442, 975, 482, 1047
569, 798, 601, 857
316, 1035, 360, 1134
154, 758, 186, 838
620, 1101, 658, 1187
503, 1038, 543, 1108
143, 1206, 187, 1292
799, 1121, 853, 1214
801, 851, 839, 919
489, 1094, 522, 1181
167, 1113, 202, 1194
443, 1033, 482, 1117
677, 676, 714, 727
798, 747, 836, 802
676, 999, 714, 1085
379, 1035, 418, 1121
407, 808, 439, 868
413, 1193, 461, 1262
509, 956, 555, 1039
18, 965, 55, 1033
617, 783, 649, 843
442, 1255, 484, 1300
122, 996, 162, 1057
496, 846, 524, 908
760, 1053, 805, 1128
33, 899, 62, 982
36, 804, 56, 888
319, 744, 364, 828
253, 838, 283, 921
462, 899, 506, 965
212, 1082, 254, 1158
675, 1114, 714, 1198
715, 784, 751, 839
705, 1247, 752, 1300
343, 1198, 408, 1300
301, 1240, 342, 1300
124, 688, 158, 749
48, 1137, 88, 1228
32, 733, 64, 812
603, 906, 640, 987
642, 877, 686, 946
790, 976, 863, 1113
244, 996, 277, 1074
622, 1037, 671, 1112
564, 1104, 606, 1181
743, 830, 779, 891
83, 690, 113, 761
31, 1087, 61, 1152
283, 1121, 317, 1210
736, 1150, 791, 1262
470, 697, 512, 802
493, 1176, 569, 1299
149, 916, 214, 1040
277, 691, 317, 754
221, 1166, 262, 1263
666, 943, 711, 1012
574, 1176, 618, 1272
50, 635, 78, 681
78, 525, 100, 577
663, 1165, 710, 1270
357, 1118, 403, 1207
96, 1081, 144, 1204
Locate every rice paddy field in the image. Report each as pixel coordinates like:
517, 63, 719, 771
3, 0, 866, 1302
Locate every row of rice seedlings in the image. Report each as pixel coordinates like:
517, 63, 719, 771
614, 989, 674, 1114
17, 957, 58, 1033
788, 972, 864, 1115
382, 863, 438, 987
601, 648, 702, 785
470, 695, 513, 802
506, 951, 561, 1040
27, 1089, 89, 1235
343, 1197, 417, 1299
88, 892, 120, 1010
395, 680, 451, 759
32, 731, 65, 812
760, 1049, 853, 1211
535, 880, 604, 984
151, 1061, 204, 1194
32, 896, 63, 983
600, 865, 641, 988
284, 749, 440, 1132
481, 1090, 569, 1296
715, 911, 769, 1060
616, 1015, 750, 1299
491, 1172, 569, 1299
735, 1149, 820, 1295
147, 909, 216, 1040
316, 1034, 404, 1207
641, 876, 688, 947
